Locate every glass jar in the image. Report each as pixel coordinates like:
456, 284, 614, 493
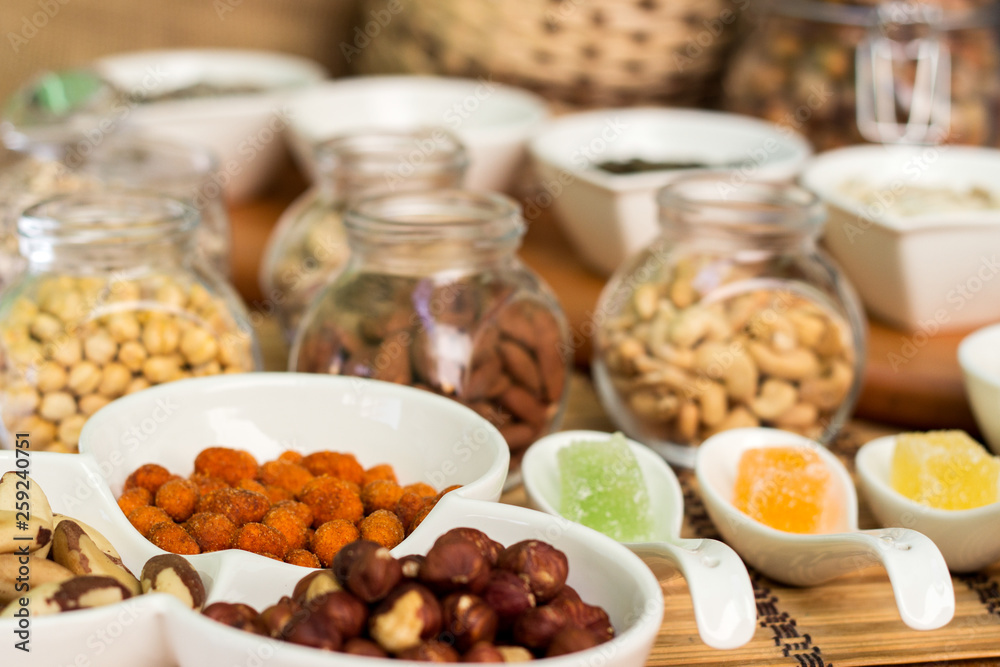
592, 175, 867, 468
0, 192, 260, 453
723, 0, 1000, 150
0, 133, 232, 289
260, 129, 467, 340
291, 190, 570, 483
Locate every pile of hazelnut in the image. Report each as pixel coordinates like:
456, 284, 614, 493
203, 530, 614, 661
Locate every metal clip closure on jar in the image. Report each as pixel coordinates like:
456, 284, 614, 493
291, 189, 570, 485
592, 175, 867, 468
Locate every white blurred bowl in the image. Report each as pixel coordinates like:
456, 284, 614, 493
528, 108, 813, 276
285, 75, 549, 193
0, 374, 664, 666
801, 145, 1000, 332
959, 323, 1000, 454
94, 49, 327, 201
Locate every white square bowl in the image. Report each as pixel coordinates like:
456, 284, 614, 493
527, 108, 813, 275
801, 144, 1000, 333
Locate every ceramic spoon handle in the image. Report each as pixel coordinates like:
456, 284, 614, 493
855, 528, 955, 630
630, 538, 756, 649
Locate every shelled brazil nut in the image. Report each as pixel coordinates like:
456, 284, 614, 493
0, 191, 259, 452
202, 529, 613, 660
0, 470, 205, 617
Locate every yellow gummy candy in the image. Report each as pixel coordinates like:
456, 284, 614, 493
891, 430, 1000, 510
732, 445, 841, 534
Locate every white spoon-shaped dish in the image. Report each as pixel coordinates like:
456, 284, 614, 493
857, 434, 1000, 573
696, 428, 955, 631
522, 430, 756, 650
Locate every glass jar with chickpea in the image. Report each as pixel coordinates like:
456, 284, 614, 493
0, 192, 260, 453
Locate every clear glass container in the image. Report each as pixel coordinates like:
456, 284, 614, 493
291, 190, 570, 483
723, 0, 1000, 150
592, 175, 867, 467
0, 192, 260, 453
0, 132, 232, 290
260, 129, 467, 340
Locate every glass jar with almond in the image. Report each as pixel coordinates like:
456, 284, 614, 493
0, 192, 260, 453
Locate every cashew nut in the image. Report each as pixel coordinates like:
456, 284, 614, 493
800, 360, 853, 410
670, 307, 729, 349
632, 283, 660, 321
774, 402, 820, 428
698, 381, 728, 427
748, 342, 820, 380
693, 341, 759, 404
706, 406, 759, 437
676, 402, 700, 441
629, 390, 679, 421
750, 379, 799, 421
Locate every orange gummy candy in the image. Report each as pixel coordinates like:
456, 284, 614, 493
732, 445, 840, 534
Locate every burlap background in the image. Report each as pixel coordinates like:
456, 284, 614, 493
0, 0, 361, 103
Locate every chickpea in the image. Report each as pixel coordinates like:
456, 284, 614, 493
51, 338, 82, 367
83, 330, 117, 365
117, 340, 148, 372
98, 362, 131, 398
39, 391, 76, 422
13, 415, 55, 448
67, 361, 102, 396
188, 283, 211, 309
107, 313, 140, 342
142, 318, 180, 356
180, 327, 218, 366
29, 313, 61, 341
155, 283, 186, 308
8, 341, 43, 367
57, 414, 87, 447
78, 393, 110, 416
191, 360, 221, 377
35, 362, 67, 393
125, 377, 151, 395
143, 355, 180, 384
4, 384, 40, 417
8, 298, 38, 326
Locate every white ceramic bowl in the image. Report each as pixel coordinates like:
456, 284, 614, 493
856, 434, 1000, 573
528, 108, 813, 275
958, 323, 1000, 455
285, 75, 549, 193
801, 144, 1000, 332
94, 49, 328, 201
0, 374, 665, 666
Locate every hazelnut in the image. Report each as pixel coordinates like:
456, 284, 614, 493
497, 540, 568, 603
547, 626, 601, 657
396, 640, 460, 662
202, 602, 265, 634
342, 637, 388, 657
259, 596, 302, 638
293, 570, 341, 605
462, 642, 506, 663
310, 590, 369, 640
550, 596, 614, 643
435, 527, 502, 566
333, 540, 402, 603
369, 583, 442, 654
400, 553, 425, 579
512, 604, 568, 650
419, 538, 490, 594
285, 610, 343, 651
441, 593, 498, 652
481, 570, 536, 624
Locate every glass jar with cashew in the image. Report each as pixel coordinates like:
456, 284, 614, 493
0, 192, 260, 453
592, 176, 866, 467
291, 190, 571, 487
259, 129, 467, 341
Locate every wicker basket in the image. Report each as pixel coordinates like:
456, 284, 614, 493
355, 0, 744, 107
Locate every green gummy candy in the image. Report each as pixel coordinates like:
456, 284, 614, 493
558, 432, 654, 542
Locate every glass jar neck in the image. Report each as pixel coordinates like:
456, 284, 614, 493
658, 176, 825, 255
19, 192, 198, 274
314, 129, 468, 205
344, 190, 525, 275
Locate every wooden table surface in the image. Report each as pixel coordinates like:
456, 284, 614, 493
239, 169, 1000, 667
